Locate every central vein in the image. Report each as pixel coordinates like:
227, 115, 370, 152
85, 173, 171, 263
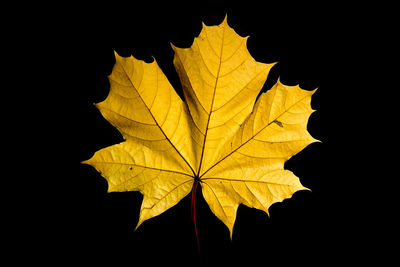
196, 23, 226, 177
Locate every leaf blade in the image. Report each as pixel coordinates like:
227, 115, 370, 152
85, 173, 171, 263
83, 140, 194, 227
199, 81, 317, 233
172, 17, 276, 174
97, 51, 197, 175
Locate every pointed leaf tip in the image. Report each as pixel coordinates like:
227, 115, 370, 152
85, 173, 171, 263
134, 220, 143, 231
222, 13, 228, 24
113, 50, 122, 60
80, 159, 90, 165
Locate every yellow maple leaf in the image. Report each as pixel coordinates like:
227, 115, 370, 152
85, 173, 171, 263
83, 16, 319, 238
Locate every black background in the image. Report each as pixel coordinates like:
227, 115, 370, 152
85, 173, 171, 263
44, 3, 386, 266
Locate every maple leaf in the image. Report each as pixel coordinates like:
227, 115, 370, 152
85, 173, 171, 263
83, 16, 318, 238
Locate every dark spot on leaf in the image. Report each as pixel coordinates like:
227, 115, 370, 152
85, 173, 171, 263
130, 167, 133, 170
273, 120, 283, 127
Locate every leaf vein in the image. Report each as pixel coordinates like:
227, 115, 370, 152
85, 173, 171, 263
142, 179, 193, 210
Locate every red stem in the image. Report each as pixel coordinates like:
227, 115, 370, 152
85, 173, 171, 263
191, 181, 200, 254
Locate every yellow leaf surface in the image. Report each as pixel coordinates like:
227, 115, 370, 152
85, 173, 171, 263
83, 16, 318, 237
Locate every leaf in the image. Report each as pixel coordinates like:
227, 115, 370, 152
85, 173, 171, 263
83, 16, 318, 237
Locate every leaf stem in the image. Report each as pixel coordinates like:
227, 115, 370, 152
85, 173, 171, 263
191, 180, 200, 254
